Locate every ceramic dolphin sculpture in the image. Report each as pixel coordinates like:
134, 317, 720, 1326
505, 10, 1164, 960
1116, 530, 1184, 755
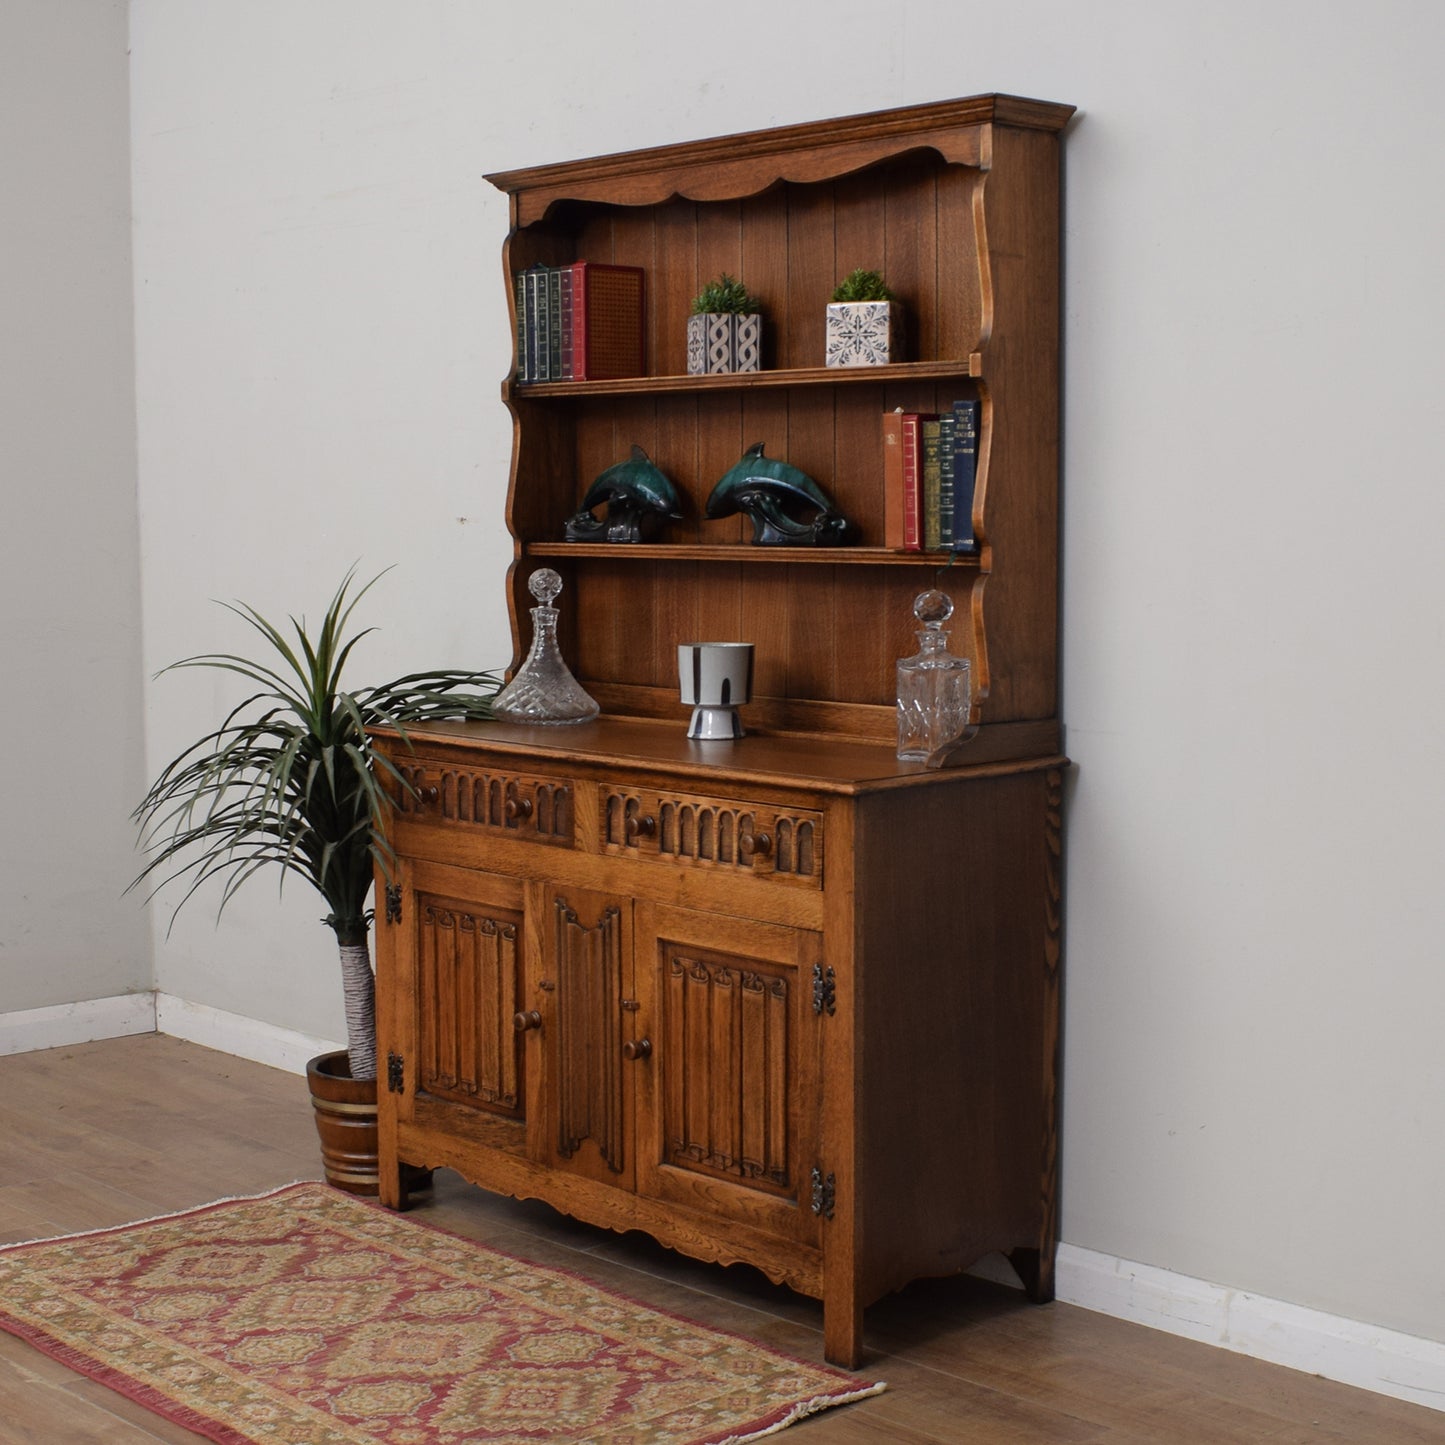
564, 445, 683, 543
705, 443, 851, 546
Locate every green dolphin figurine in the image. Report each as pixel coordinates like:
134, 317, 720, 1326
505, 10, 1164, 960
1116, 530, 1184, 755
565, 445, 683, 543
705, 442, 851, 546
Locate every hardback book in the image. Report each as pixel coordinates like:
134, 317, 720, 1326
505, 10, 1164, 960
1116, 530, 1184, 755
533, 265, 551, 381
557, 266, 575, 379
950, 398, 981, 553
570, 262, 645, 380
546, 268, 563, 380
937, 411, 956, 549
514, 273, 528, 382
920, 417, 943, 552
882, 410, 923, 551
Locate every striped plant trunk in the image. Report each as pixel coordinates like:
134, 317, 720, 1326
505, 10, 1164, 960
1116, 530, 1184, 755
337, 939, 377, 1081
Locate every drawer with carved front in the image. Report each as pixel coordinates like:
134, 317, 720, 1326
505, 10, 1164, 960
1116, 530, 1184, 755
393, 762, 573, 848
599, 787, 822, 886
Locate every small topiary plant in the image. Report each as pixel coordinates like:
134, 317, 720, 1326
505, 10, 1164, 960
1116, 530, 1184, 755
831, 268, 895, 303
692, 273, 762, 315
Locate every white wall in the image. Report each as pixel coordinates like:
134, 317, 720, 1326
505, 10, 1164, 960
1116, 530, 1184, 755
126, 0, 1445, 1350
0, 0, 150, 1013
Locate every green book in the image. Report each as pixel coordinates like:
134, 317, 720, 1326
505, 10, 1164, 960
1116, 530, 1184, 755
921, 418, 943, 552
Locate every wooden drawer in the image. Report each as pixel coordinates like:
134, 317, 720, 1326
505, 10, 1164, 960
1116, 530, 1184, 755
595, 784, 823, 887
393, 761, 574, 848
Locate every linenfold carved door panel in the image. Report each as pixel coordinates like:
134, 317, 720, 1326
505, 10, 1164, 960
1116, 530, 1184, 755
633, 902, 824, 1247
387, 859, 528, 1156
529, 881, 638, 1191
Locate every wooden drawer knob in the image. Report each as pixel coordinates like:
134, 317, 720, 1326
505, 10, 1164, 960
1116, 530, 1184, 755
625, 813, 656, 839
739, 830, 772, 860
513, 1010, 543, 1033
416, 784, 439, 805
622, 1037, 652, 1061
505, 796, 533, 821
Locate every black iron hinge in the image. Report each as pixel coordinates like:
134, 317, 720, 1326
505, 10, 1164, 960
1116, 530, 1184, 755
812, 962, 837, 1016
810, 1166, 836, 1220
384, 883, 403, 925
386, 1051, 405, 1094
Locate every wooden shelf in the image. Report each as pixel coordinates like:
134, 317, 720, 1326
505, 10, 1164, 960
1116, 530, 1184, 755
506, 357, 984, 401
524, 542, 983, 568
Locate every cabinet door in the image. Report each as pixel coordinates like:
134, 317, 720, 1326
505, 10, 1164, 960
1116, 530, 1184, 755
634, 902, 824, 1248
385, 859, 528, 1153
527, 881, 637, 1192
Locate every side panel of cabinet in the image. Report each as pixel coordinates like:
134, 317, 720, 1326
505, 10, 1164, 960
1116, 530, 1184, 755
524, 880, 637, 1193
633, 902, 823, 1248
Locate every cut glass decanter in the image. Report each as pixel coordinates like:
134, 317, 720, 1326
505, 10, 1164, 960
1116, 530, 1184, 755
896, 588, 971, 762
491, 568, 599, 724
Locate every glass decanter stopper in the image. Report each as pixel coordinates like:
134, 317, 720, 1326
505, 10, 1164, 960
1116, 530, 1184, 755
492, 568, 599, 724
896, 588, 971, 762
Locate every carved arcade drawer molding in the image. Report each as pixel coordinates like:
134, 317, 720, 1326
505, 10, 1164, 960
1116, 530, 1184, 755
601, 788, 823, 885
417, 896, 524, 1117
398, 763, 573, 846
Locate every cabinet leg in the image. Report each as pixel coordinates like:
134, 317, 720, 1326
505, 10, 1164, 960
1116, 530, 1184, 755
823, 1295, 865, 1370
1009, 1245, 1056, 1304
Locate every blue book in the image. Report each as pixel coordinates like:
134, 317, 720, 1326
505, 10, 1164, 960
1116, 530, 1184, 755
950, 399, 980, 553
937, 412, 956, 549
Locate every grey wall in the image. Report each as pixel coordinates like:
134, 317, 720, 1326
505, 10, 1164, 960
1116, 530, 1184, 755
0, 0, 150, 1013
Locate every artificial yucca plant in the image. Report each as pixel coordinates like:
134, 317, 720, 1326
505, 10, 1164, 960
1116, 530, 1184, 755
131, 568, 500, 1080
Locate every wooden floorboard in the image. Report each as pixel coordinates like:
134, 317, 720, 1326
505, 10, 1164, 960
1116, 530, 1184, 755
0, 1034, 1438, 1444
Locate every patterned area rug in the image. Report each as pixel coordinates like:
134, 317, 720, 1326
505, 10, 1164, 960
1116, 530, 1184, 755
0, 1182, 882, 1444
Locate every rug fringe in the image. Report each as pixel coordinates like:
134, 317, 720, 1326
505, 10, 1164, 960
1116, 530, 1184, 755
0, 1179, 322, 1254
713, 1381, 889, 1444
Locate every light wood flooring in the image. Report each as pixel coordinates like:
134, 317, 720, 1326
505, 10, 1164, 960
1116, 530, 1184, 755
0, 1035, 1439, 1443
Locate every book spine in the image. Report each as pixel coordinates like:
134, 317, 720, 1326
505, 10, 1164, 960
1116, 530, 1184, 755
534, 267, 551, 381
558, 266, 575, 380
514, 272, 528, 382
951, 398, 980, 552
523, 269, 540, 382
883, 410, 906, 549
547, 268, 563, 380
937, 411, 956, 549
902, 414, 924, 551
920, 418, 943, 552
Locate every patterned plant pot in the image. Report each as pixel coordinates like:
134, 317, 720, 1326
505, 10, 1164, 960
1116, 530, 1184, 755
687, 312, 762, 374
825, 300, 901, 367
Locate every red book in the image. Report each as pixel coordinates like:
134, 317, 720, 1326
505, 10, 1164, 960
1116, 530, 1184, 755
883, 411, 932, 550
568, 262, 645, 380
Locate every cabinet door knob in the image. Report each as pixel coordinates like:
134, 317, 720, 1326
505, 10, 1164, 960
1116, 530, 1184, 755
513, 1010, 543, 1033
625, 813, 656, 840
739, 830, 772, 860
416, 783, 439, 805
622, 1037, 652, 1061
505, 796, 533, 821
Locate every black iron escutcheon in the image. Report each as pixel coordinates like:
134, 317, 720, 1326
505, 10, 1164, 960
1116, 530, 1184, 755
810, 1166, 836, 1219
385, 883, 403, 925
812, 962, 837, 1016
386, 1052, 405, 1094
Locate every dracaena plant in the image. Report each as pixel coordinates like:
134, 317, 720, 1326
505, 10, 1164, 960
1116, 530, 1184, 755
131, 568, 501, 1081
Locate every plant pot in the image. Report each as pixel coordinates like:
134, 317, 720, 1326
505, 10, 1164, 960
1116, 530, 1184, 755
306, 1050, 380, 1196
687, 312, 761, 374
825, 300, 901, 367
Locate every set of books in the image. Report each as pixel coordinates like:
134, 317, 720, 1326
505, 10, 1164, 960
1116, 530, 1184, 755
882, 400, 980, 553
514, 262, 645, 382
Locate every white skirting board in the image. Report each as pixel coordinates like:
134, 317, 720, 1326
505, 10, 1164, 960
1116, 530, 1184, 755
1056, 1245, 1445, 1414
1, 993, 1440, 1412
0, 991, 338, 1077
0, 993, 156, 1056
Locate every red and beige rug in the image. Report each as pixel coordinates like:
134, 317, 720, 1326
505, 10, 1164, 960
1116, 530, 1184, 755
0, 1182, 882, 1443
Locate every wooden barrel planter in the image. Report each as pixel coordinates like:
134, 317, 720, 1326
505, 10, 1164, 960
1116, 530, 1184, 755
306, 1051, 379, 1195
